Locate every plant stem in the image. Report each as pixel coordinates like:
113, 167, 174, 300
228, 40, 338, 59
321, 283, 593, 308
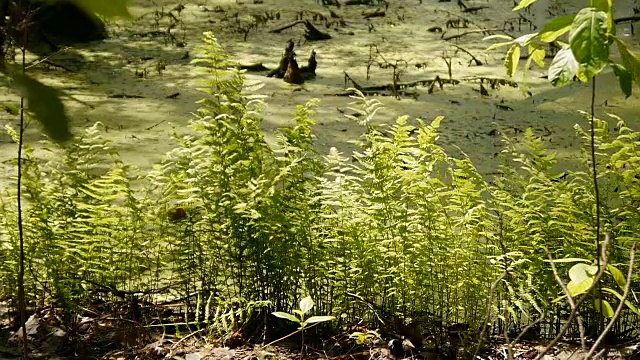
17, 1, 28, 357
590, 76, 602, 335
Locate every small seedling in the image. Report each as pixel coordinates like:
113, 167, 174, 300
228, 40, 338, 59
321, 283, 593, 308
272, 296, 335, 350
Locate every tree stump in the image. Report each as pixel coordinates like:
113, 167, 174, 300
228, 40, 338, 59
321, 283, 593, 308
300, 50, 317, 80
267, 39, 295, 78
284, 55, 304, 84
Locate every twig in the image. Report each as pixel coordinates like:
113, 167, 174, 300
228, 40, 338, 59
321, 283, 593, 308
25, 46, 71, 70
451, 44, 482, 65
585, 243, 637, 358
535, 238, 611, 360
145, 119, 166, 131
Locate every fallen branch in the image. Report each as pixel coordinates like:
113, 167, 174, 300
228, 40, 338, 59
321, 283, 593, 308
451, 44, 482, 66
341, 73, 459, 96
614, 15, 640, 24
363, 9, 385, 18
462, 6, 489, 13
442, 28, 504, 41
108, 94, 145, 99
270, 20, 305, 33
145, 119, 166, 130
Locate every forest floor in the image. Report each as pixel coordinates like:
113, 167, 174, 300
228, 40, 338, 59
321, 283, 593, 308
2, 0, 640, 358
0, 304, 639, 359
1, 0, 640, 184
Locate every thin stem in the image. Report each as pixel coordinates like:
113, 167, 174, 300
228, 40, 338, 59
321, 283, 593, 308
590, 76, 603, 335
16, 2, 28, 358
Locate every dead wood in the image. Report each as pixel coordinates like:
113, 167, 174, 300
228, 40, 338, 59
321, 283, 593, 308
363, 9, 386, 18
343, 72, 459, 94
343, 71, 363, 90
442, 28, 504, 41
450, 44, 483, 66
284, 56, 304, 84
303, 20, 332, 41
300, 50, 317, 80
462, 6, 489, 13
239, 63, 270, 72
268, 40, 295, 78
270, 20, 306, 33
108, 94, 145, 99
614, 15, 640, 23
345, 0, 385, 5
319, 0, 342, 6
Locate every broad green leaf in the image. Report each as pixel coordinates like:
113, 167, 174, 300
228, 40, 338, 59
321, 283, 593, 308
505, 44, 521, 77
567, 278, 593, 296
569, 263, 597, 284
602, 287, 640, 315
539, 15, 575, 42
513, 0, 539, 12
530, 47, 546, 67
11, 73, 72, 143
611, 63, 632, 97
64, 0, 131, 18
594, 299, 615, 318
514, 33, 539, 46
548, 47, 579, 86
607, 264, 628, 290
272, 312, 300, 323
590, 0, 614, 32
487, 42, 515, 51
305, 316, 336, 324
569, 8, 610, 80
615, 37, 640, 84
546, 258, 589, 263
2, 103, 19, 116
299, 296, 314, 313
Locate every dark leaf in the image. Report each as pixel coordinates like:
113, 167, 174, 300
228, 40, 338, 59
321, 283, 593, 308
12, 74, 72, 143
611, 63, 633, 98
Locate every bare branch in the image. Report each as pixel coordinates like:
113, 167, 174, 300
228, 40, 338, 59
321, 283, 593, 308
585, 243, 637, 358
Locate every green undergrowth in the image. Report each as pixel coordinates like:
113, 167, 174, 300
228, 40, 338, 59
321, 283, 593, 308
1, 32, 639, 346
